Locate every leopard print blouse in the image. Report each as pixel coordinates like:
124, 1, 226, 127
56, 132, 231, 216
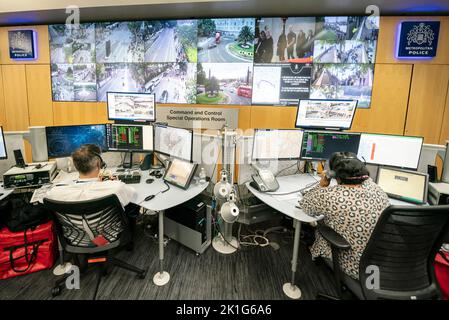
299, 178, 390, 279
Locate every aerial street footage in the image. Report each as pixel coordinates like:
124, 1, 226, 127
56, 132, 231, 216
144, 20, 197, 63
197, 18, 255, 63
197, 63, 253, 105
112, 94, 155, 120
305, 100, 355, 120
314, 40, 376, 64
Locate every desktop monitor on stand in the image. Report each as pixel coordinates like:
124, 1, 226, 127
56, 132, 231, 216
153, 124, 193, 163
106, 123, 154, 169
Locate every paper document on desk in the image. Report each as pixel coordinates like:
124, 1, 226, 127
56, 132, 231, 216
53, 171, 79, 183
30, 185, 53, 203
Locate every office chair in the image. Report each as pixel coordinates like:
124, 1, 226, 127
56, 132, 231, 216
316, 205, 449, 300
43, 195, 147, 300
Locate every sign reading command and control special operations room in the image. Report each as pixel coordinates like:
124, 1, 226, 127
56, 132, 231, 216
156, 107, 239, 129
397, 21, 440, 58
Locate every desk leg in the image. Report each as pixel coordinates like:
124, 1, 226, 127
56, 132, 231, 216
282, 219, 302, 299
153, 210, 170, 286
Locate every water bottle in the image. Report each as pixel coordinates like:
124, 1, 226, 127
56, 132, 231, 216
199, 167, 207, 184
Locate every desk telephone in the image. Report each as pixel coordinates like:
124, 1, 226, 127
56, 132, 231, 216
250, 169, 280, 192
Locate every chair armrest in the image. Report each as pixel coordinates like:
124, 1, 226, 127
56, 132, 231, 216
318, 225, 351, 250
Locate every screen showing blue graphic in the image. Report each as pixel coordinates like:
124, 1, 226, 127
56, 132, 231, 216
46, 124, 107, 158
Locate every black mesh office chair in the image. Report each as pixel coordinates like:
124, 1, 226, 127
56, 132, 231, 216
316, 205, 449, 300
44, 195, 147, 300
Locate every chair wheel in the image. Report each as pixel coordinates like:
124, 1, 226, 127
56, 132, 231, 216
52, 286, 62, 297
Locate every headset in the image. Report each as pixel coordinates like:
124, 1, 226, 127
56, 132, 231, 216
325, 154, 358, 180
91, 151, 107, 170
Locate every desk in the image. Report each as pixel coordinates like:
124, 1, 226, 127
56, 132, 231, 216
54, 168, 209, 286
0, 187, 14, 201
246, 174, 415, 299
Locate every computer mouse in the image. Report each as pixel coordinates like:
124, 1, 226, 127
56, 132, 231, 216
146, 178, 154, 184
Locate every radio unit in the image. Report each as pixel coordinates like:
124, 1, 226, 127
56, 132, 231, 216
3, 162, 57, 189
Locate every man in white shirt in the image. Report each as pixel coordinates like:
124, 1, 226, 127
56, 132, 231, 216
45, 144, 139, 240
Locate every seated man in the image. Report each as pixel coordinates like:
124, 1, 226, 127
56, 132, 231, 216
45, 144, 139, 236
298, 152, 390, 280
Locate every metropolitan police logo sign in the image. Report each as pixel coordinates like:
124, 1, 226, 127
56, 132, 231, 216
397, 21, 440, 58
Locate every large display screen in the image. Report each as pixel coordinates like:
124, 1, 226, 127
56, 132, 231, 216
107, 92, 156, 122
357, 133, 423, 170
295, 99, 357, 130
300, 130, 361, 160
0, 126, 7, 160
49, 16, 379, 107
252, 129, 303, 160
154, 124, 193, 161
46, 124, 107, 158
106, 124, 153, 152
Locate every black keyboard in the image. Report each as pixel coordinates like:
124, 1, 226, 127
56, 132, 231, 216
116, 173, 141, 184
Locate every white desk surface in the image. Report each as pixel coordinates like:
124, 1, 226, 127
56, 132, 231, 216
0, 186, 14, 202
54, 168, 209, 212
246, 174, 416, 223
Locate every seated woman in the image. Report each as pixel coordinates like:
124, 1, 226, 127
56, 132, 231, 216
298, 152, 390, 279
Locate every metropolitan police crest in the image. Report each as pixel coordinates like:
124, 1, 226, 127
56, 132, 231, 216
407, 22, 434, 46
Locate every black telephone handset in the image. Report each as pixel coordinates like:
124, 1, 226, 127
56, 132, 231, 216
250, 169, 280, 192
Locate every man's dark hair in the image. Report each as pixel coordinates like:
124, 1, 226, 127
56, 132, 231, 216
71, 144, 101, 175
329, 151, 369, 185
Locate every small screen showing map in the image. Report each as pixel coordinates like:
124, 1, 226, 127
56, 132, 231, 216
107, 92, 156, 122
252, 129, 303, 160
154, 124, 193, 161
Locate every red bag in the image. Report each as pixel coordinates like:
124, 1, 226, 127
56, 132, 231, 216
0, 221, 57, 280
435, 250, 449, 300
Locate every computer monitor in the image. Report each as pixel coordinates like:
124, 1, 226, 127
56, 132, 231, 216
0, 126, 7, 160
45, 124, 107, 158
252, 129, 303, 161
295, 99, 357, 130
106, 124, 153, 152
163, 158, 198, 190
154, 124, 193, 162
376, 167, 428, 204
107, 92, 156, 123
300, 130, 361, 161
357, 133, 423, 170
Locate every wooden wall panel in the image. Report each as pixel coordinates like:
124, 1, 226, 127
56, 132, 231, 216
53, 102, 109, 125
405, 64, 449, 143
250, 106, 297, 129
0, 25, 50, 65
377, 16, 449, 65
351, 64, 412, 135
2, 65, 29, 131
438, 80, 449, 144
26, 64, 53, 126
0, 66, 6, 127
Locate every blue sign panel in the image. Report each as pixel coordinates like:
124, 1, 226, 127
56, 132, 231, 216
8, 30, 36, 60
397, 21, 440, 59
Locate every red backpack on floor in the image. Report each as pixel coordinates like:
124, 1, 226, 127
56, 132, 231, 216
0, 221, 57, 280
435, 250, 449, 300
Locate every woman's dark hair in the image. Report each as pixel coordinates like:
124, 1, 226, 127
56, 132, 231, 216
329, 152, 370, 185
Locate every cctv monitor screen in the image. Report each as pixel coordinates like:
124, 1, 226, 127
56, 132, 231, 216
296, 99, 357, 130
106, 124, 153, 152
0, 126, 7, 159
376, 167, 428, 204
154, 124, 193, 162
300, 130, 361, 161
357, 133, 423, 170
163, 158, 198, 190
107, 92, 156, 122
252, 129, 303, 161
45, 124, 107, 158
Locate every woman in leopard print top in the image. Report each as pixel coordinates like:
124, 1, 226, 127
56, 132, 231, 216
299, 152, 390, 279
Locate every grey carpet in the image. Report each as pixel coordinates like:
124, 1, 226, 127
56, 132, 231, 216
0, 224, 338, 300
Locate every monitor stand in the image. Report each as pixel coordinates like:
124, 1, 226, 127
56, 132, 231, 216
122, 151, 136, 169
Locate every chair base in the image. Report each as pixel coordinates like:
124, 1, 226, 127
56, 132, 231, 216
51, 256, 147, 299
283, 283, 302, 299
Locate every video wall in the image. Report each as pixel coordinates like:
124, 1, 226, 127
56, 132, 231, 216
49, 16, 379, 108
